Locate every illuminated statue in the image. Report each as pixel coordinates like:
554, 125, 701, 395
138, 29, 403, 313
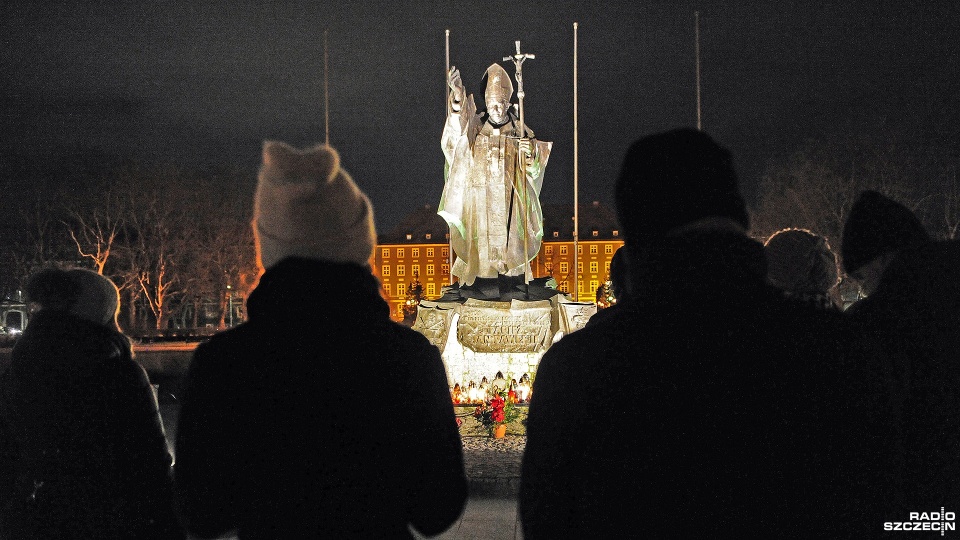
440, 49, 552, 286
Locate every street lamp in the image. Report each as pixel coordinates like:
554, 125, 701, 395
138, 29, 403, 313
226, 284, 234, 327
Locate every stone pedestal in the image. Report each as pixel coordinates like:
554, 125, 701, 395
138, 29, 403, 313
413, 295, 597, 387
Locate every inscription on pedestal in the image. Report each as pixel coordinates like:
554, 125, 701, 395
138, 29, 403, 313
457, 301, 552, 353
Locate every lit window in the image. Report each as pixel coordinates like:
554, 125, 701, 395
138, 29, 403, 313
605, 245, 613, 254
559, 281, 569, 293
427, 248, 434, 257
613, 230, 619, 237
425, 233, 432, 240
384, 284, 391, 295
406, 234, 412, 240
427, 264, 435, 275
578, 281, 585, 293
397, 283, 406, 296
381, 248, 390, 258
605, 261, 611, 273
397, 266, 405, 276
442, 248, 449, 257
590, 245, 598, 254
382, 265, 391, 276
553, 231, 559, 238
412, 264, 420, 276
560, 246, 568, 255
397, 248, 405, 258
590, 280, 599, 293
559, 262, 569, 274
545, 262, 554, 273
441, 264, 449, 274
427, 283, 436, 296
412, 248, 419, 258
592, 230, 599, 237
545, 246, 553, 256
578, 245, 583, 255
590, 262, 598, 273
578, 262, 583, 273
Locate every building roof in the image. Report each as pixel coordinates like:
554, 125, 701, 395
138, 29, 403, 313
379, 201, 621, 244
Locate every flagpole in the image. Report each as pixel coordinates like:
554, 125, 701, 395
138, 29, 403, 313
324, 30, 330, 145
445, 29, 455, 285
695, 11, 702, 131
573, 22, 580, 301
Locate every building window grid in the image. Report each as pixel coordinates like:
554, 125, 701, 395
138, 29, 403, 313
381, 248, 390, 258
427, 248, 434, 257
545, 246, 553, 256
590, 261, 599, 273
397, 248, 405, 258
559, 262, 569, 274
381, 265, 390, 276
412, 248, 419, 258
412, 264, 420, 276
397, 266, 405, 276
560, 246, 568, 255
427, 264, 435, 275
397, 284, 406, 296
590, 245, 598, 254
605, 244, 613, 254
427, 283, 436, 296
441, 248, 449, 257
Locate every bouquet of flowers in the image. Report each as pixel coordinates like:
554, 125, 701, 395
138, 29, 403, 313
472, 390, 519, 435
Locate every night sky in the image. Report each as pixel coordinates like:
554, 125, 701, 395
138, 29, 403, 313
3, 2, 959, 233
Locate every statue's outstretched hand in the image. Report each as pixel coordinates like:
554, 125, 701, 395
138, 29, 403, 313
448, 67, 464, 105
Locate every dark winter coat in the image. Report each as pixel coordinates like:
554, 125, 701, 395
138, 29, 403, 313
520, 230, 883, 539
174, 258, 468, 539
846, 239, 960, 514
0, 310, 182, 540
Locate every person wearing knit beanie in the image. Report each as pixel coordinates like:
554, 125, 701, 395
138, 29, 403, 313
252, 141, 376, 270
841, 190, 930, 295
764, 228, 840, 310
25, 267, 121, 329
615, 128, 750, 250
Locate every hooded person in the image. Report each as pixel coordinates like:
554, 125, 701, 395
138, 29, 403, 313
0, 268, 182, 539
764, 228, 840, 310
174, 141, 467, 539
520, 129, 882, 538
841, 190, 931, 298
841, 189, 960, 514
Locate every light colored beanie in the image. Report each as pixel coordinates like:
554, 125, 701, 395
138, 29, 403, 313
764, 228, 839, 295
69, 270, 121, 329
253, 141, 377, 270
26, 267, 120, 329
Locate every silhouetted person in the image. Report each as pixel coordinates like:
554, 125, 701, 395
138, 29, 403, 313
520, 129, 879, 538
764, 228, 841, 310
841, 189, 960, 515
174, 142, 467, 538
0, 268, 182, 539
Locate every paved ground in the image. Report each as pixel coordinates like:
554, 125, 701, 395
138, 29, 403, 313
160, 401, 526, 539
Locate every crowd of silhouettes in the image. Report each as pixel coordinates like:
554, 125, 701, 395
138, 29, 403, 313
1, 128, 957, 538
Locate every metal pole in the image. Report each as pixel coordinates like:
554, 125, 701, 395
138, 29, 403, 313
324, 30, 330, 145
445, 29, 455, 285
573, 22, 580, 301
695, 11, 702, 131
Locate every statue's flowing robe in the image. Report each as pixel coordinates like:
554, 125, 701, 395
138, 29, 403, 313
439, 95, 551, 286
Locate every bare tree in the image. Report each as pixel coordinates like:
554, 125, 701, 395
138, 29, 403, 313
752, 133, 936, 252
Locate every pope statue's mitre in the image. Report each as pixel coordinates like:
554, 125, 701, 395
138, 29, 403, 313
484, 63, 514, 100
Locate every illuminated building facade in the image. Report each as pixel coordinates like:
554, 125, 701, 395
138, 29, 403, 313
376, 202, 623, 321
